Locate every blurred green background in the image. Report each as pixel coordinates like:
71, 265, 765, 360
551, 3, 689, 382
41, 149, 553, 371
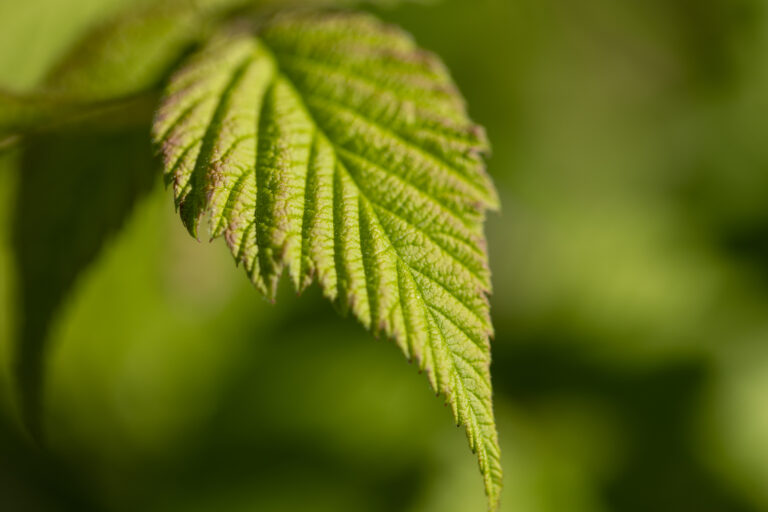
2, 0, 768, 510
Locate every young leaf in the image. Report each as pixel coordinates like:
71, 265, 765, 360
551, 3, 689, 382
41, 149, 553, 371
153, 11, 501, 508
42, 0, 248, 102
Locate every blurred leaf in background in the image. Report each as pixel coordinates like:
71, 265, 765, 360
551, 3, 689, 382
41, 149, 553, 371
12, 97, 158, 433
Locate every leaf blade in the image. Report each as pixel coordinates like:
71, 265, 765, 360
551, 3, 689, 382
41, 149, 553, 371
153, 11, 502, 509
13, 97, 159, 436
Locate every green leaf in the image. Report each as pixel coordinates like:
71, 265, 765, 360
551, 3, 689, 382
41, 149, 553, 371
42, 0, 250, 102
153, 11, 501, 508
12, 96, 158, 436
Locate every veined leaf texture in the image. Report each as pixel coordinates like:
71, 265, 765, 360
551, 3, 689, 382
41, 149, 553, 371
153, 12, 502, 509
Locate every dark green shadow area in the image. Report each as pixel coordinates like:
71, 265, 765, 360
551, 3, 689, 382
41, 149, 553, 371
493, 333, 758, 512
12, 99, 158, 436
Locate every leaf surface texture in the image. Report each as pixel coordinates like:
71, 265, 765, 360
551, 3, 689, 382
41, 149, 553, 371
153, 11, 501, 508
